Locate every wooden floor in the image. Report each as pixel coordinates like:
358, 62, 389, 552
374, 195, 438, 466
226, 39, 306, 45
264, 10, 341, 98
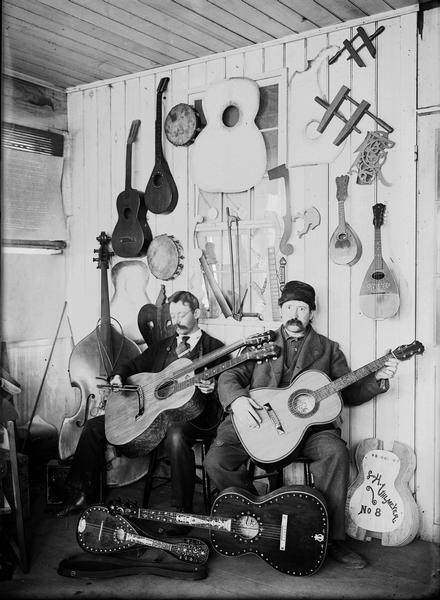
1, 459, 439, 600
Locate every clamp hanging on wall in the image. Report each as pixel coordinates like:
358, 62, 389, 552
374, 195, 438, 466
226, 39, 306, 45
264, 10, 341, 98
328, 26, 385, 67
315, 85, 394, 146
226, 207, 263, 321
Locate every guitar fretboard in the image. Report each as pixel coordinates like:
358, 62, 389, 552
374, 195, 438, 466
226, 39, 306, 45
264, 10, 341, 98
314, 354, 391, 402
133, 507, 231, 532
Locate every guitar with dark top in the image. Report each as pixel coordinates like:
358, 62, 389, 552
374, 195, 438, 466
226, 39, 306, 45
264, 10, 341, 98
77, 505, 209, 564
232, 341, 424, 464
359, 203, 400, 319
112, 120, 152, 258
105, 334, 279, 457
145, 77, 178, 214
329, 175, 362, 266
109, 485, 329, 576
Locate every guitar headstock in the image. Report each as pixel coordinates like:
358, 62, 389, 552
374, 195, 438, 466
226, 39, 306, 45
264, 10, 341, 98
245, 330, 275, 346
335, 175, 349, 202
93, 232, 113, 270
157, 77, 170, 96
373, 203, 386, 228
246, 342, 281, 362
392, 341, 425, 361
127, 119, 141, 146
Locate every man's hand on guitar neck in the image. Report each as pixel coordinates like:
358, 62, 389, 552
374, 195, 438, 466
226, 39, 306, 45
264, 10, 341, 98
109, 375, 123, 387
231, 396, 262, 428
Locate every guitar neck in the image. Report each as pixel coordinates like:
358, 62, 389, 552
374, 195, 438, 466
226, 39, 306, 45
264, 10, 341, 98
124, 530, 173, 551
267, 248, 281, 320
170, 336, 266, 379
125, 142, 133, 191
132, 507, 231, 532
155, 92, 164, 157
374, 226, 384, 269
315, 353, 392, 402
337, 200, 347, 229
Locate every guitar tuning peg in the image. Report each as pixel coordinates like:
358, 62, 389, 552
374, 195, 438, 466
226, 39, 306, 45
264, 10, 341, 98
257, 360, 262, 365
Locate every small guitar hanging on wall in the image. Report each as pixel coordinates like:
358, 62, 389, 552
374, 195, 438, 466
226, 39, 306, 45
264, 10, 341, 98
346, 438, 420, 546
145, 77, 178, 215
190, 77, 267, 193
112, 120, 152, 258
359, 203, 400, 320
329, 175, 362, 266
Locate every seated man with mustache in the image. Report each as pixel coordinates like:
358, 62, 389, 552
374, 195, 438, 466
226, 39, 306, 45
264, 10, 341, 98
204, 280, 399, 569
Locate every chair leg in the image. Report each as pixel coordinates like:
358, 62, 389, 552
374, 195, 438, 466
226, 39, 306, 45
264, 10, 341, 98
199, 441, 211, 513
143, 448, 158, 507
7, 421, 28, 573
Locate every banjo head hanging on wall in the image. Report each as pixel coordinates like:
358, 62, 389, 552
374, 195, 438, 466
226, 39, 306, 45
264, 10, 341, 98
164, 103, 201, 147
190, 77, 267, 193
146, 234, 184, 281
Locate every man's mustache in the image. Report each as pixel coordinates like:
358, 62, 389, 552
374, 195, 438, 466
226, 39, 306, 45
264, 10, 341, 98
286, 318, 304, 328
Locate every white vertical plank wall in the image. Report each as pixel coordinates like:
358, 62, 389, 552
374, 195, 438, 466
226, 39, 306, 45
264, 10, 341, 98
65, 7, 439, 542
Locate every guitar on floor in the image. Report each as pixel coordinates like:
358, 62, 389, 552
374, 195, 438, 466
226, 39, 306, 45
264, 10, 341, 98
232, 341, 424, 464
77, 505, 209, 564
109, 485, 329, 576
359, 203, 400, 319
104, 332, 278, 456
145, 77, 178, 214
329, 175, 362, 266
112, 120, 152, 258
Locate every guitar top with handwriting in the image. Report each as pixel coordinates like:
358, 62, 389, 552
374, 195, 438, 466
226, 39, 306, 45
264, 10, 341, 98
109, 484, 328, 576
77, 505, 209, 564
105, 332, 279, 457
232, 341, 424, 464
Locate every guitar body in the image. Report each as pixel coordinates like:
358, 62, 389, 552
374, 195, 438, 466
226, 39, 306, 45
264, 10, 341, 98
359, 257, 400, 319
105, 357, 201, 456
112, 188, 152, 258
233, 370, 343, 464
145, 77, 178, 215
190, 78, 267, 193
112, 120, 152, 258
77, 505, 210, 564
145, 156, 178, 215
329, 222, 362, 265
210, 486, 328, 576
345, 438, 419, 546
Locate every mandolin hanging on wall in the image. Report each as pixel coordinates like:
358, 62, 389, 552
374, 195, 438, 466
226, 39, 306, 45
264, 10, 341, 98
144, 77, 178, 215
359, 203, 400, 320
329, 174, 362, 266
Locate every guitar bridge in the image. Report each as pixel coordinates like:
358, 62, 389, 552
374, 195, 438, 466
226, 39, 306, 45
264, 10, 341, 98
263, 403, 285, 434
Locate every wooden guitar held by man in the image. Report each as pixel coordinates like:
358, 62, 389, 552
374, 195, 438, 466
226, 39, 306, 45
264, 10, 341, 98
204, 280, 414, 570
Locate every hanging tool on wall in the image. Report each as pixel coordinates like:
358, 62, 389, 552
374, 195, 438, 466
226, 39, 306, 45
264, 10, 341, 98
328, 26, 385, 67
315, 85, 393, 146
226, 207, 263, 321
267, 164, 294, 256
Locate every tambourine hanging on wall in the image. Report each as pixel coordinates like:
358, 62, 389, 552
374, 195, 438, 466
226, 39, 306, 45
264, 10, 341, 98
146, 234, 184, 281
164, 103, 201, 147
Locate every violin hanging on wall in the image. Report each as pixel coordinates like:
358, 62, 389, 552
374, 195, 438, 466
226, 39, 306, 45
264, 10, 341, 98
112, 120, 152, 258
144, 77, 178, 215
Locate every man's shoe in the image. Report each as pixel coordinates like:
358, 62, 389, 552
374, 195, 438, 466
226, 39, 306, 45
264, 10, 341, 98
327, 540, 367, 569
56, 492, 87, 518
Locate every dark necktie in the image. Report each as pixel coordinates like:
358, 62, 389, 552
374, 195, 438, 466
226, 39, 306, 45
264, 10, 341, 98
176, 335, 190, 356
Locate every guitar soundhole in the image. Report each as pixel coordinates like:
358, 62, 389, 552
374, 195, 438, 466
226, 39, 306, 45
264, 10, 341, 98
155, 379, 176, 399
372, 271, 385, 280
234, 515, 260, 539
336, 233, 350, 248
222, 104, 239, 127
123, 207, 132, 219
288, 390, 318, 418
153, 172, 163, 187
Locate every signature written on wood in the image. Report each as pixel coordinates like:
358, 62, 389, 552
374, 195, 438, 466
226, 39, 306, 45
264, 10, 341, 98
358, 470, 400, 524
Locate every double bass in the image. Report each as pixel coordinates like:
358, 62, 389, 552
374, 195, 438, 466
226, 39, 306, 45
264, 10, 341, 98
58, 232, 149, 486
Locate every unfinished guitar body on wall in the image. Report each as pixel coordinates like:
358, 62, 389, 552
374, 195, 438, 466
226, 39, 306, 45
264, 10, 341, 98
64, 5, 439, 542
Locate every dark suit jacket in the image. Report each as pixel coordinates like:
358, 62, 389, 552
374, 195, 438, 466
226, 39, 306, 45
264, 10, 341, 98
113, 330, 225, 430
218, 326, 387, 414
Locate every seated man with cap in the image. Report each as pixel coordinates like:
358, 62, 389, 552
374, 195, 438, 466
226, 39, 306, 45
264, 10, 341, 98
204, 280, 399, 569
